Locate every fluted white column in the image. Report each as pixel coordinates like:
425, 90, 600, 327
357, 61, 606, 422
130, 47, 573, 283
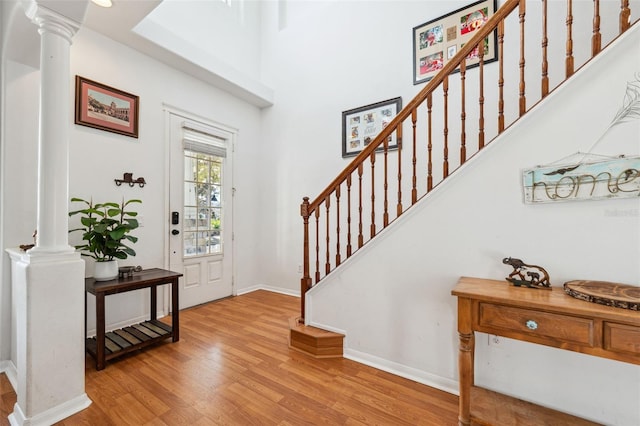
25, 3, 78, 255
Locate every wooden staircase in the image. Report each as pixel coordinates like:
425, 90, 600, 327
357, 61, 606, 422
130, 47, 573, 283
288, 317, 344, 358
293, 0, 636, 355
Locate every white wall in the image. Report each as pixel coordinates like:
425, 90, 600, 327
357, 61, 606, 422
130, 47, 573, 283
67, 27, 265, 333
0, 0, 40, 376
0, 17, 267, 363
308, 25, 640, 425
259, 0, 454, 295
141, 0, 263, 82
257, 0, 640, 294
2, 62, 40, 372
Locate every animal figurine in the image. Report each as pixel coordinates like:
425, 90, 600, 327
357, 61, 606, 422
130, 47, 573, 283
502, 257, 551, 289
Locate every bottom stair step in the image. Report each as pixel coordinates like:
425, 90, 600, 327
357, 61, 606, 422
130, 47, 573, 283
288, 317, 344, 358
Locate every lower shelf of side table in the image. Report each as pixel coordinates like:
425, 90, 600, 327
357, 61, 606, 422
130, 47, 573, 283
86, 320, 173, 363
469, 386, 601, 426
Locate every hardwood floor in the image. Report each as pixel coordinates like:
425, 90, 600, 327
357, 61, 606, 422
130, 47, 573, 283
0, 290, 458, 425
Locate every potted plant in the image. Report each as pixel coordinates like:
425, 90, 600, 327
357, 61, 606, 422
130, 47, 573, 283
69, 197, 141, 281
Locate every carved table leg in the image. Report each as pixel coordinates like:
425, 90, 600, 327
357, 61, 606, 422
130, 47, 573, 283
457, 297, 474, 426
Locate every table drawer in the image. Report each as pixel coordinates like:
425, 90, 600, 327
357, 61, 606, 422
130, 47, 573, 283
478, 303, 594, 346
604, 322, 640, 355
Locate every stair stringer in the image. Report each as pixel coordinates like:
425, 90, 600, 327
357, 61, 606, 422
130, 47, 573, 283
306, 24, 640, 426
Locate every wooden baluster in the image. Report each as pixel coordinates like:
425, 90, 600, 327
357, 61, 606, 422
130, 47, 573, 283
443, 75, 449, 178
411, 109, 418, 204
620, 0, 630, 33
498, 20, 505, 133
383, 138, 389, 227
335, 185, 341, 267
298, 0, 636, 287
541, 0, 549, 98
325, 197, 330, 275
314, 208, 320, 283
478, 41, 485, 150
300, 197, 311, 319
396, 125, 403, 217
346, 174, 352, 258
358, 163, 364, 248
592, 0, 601, 56
370, 152, 376, 238
519, 0, 527, 115
566, 0, 574, 78
460, 58, 467, 165
427, 94, 433, 191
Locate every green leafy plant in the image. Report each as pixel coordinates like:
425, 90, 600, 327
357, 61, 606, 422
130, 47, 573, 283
69, 197, 141, 261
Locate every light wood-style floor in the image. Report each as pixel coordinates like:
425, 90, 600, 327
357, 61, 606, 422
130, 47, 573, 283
0, 290, 458, 425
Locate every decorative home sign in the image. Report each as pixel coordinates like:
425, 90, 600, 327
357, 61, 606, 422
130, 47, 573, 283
75, 76, 139, 138
522, 155, 640, 203
522, 74, 640, 204
342, 97, 402, 158
412, 0, 498, 85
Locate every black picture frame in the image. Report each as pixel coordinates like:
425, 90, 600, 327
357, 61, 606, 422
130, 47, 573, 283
412, 0, 498, 85
342, 97, 402, 158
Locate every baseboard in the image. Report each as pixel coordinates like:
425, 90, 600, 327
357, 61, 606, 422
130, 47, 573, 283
344, 347, 459, 396
236, 285, 300, 298
306, 320, 347, 336
0, 360, 17, 391
8, 392, 91, 426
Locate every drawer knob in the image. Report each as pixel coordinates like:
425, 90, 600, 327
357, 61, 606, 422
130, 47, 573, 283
525, 320, 538, 330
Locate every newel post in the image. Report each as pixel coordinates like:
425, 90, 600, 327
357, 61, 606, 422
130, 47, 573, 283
300, 197, 312, 321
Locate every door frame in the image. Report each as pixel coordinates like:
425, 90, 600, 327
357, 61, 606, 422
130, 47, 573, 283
162, 104, 237, 314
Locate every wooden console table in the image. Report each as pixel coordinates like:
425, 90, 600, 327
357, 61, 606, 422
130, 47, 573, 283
85, 268, 182, 370
452, 276, 639, 426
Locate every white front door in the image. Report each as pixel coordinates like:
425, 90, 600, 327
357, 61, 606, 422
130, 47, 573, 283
168, 112, 234, 309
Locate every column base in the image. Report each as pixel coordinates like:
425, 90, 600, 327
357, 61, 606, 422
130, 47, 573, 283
6, 248, 91, 424
9, 393, 91, 426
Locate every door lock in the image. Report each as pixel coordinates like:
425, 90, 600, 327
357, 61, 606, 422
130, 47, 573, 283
171, 229, 180, 235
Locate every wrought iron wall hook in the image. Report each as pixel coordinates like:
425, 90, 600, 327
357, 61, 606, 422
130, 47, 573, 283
115, 172, 146, 188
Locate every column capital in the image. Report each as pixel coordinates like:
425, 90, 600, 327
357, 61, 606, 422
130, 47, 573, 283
22, 1, 83, 43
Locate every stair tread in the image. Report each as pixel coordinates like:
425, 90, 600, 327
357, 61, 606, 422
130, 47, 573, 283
288, 317, 344, 358
288, 317, 345, 338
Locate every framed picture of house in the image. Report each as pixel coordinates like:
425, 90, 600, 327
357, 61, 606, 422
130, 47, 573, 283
412, 0, 498, 85
75, 76, 139, 138
342, 97, 402, 158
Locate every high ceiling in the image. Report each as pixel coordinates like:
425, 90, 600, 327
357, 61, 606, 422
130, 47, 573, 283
82, 0, 273, 107
2, 0, 272, 107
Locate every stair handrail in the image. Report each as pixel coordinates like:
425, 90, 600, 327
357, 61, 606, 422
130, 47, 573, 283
300, 0, 523, 316
299, 0, 634, 320
304, 0, 521, 214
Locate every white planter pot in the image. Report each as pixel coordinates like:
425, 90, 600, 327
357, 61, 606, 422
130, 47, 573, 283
94, 260, 118, 281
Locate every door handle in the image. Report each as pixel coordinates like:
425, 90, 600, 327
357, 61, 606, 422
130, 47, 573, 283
171, 229, 180, 235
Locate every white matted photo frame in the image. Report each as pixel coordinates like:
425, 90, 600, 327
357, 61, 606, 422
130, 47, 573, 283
412, 0, 498, 85
342, 97, 402, 158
